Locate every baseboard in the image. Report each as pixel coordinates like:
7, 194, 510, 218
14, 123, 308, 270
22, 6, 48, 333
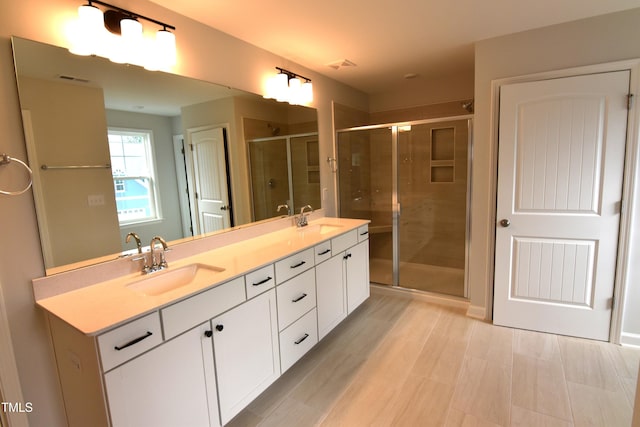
620, 332, 640, 348
466, 304, 487, 320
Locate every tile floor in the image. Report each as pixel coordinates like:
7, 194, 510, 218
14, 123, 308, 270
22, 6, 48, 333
228, 288, 639, 427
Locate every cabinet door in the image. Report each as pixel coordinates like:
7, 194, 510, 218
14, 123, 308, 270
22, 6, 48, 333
104, 323, 220, 427
346, 240, 370, 313
315, 254, 347, 339
212, 289, 280, 425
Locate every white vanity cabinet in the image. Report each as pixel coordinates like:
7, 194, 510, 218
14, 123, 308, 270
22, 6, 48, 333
346, 239, 370, 313
104, 322, 220, 427
211, 289, 280, 425
316, 225, 370, 339
43, 219, 370, 427
315, 254, 347, 339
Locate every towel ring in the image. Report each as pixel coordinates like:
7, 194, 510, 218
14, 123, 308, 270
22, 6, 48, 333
0, 154, 33, 196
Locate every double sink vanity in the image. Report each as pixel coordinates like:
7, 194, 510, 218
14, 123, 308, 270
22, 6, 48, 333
33, 215, 370, 426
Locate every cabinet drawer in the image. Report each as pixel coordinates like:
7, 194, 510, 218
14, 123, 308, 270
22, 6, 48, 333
331, 230, 358, 254
276, 269, 316, 331
275, 248, 314, 284
161, 277, 245, 340
279, 308, 318, 373
98, 312, 163, 372
245, 264, 275, 299
357, 225, 370, 242
314, 241, 332, 264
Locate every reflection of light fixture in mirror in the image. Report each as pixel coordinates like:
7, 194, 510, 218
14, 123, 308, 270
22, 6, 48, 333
264, 67, 313, 106
67, 0, 177, 71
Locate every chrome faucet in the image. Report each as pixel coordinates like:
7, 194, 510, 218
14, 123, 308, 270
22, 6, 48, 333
125, 232, 142, 254
277, 204, 290, 216
297, 205, 313, 227
149, 236, 169, 272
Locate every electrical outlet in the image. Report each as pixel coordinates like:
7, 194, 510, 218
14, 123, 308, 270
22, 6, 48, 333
88, 194, 105, 206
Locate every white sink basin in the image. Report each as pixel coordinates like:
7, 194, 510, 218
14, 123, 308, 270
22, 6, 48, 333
126, 263, 225, 296
297, 223, 344, 235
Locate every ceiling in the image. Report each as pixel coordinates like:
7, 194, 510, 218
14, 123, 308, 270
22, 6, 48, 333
148, 0, 640, 95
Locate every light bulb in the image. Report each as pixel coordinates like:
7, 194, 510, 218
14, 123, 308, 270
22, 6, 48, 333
301, 81, 313, 105
120, 18, 143, 65
289, 77, 302, 105
274, 73, 289, 102
68, 4, 104, 56
155, 29, 176, 69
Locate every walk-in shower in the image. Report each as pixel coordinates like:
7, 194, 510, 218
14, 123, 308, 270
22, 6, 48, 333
337, 117, 472, 297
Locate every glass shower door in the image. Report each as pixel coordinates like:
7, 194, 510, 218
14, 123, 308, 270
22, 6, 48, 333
337, 126, 394, 285
397, 120, 468, 297
337, 118, 470, 297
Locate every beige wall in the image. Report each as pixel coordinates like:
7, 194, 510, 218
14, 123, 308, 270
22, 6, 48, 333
0, 0, 367, 425
471, 8, 640, 330
370, 68, 474, 113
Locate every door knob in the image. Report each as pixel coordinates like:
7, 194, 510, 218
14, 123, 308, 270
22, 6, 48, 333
500, 219, 511, 227
220, 205, 229, 211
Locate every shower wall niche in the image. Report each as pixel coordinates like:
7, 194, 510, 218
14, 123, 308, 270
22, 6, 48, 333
337, 118, 471, 297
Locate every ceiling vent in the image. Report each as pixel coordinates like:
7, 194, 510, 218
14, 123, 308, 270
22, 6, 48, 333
326, 59, 357, 70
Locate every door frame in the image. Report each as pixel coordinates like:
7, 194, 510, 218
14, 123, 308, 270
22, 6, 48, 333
488, 59, 640, 343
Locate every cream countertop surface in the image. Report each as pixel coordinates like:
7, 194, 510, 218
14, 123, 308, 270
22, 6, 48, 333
35, 217, 369, 336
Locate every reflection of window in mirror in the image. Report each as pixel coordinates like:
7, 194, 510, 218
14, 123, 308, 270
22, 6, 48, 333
107, 128, 159, 225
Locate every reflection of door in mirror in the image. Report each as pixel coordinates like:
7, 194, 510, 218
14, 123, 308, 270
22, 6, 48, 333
19, 77, 122, 268
186, 126, 232, 234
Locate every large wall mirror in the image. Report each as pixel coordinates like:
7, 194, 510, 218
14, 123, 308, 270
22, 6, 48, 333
11, 37, 320, 275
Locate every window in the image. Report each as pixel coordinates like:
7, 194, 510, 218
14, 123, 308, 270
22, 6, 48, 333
108, 129, 159, 224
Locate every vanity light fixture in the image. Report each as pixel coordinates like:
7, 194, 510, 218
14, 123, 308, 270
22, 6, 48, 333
264, 67, 313, 106
68, 0, 176, 71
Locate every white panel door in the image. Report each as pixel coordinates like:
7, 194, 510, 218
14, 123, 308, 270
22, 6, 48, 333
189, 127, 231, 234
494, 71, 629, 341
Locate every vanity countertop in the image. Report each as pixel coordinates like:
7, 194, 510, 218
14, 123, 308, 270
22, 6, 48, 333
36, 217, 369, 336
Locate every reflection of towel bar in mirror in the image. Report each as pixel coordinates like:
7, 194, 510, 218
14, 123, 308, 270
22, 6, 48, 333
40, 164, 111, 170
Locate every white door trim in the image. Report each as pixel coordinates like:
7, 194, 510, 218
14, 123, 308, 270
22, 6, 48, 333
488, 59, 640, 343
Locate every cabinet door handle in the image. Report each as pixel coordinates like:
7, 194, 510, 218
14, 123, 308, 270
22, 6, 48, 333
343, 253, 352, 260
292, 293, 307, 303
204, 330, 213, 338
360, 231, 369, 236
252, 276, 272, 286
318, 249, 330, 256
294, 333, 310, 345
114, 331, 153, 351
290, 260, 306, 269
216, 324, 224, 332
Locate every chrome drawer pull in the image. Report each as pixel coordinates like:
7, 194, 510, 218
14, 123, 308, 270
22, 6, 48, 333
294, 333, 310, 345
292, 293, 307, 303
290, 260, 306, 269
252, 276, 272, 286
114, 331, 153, 351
